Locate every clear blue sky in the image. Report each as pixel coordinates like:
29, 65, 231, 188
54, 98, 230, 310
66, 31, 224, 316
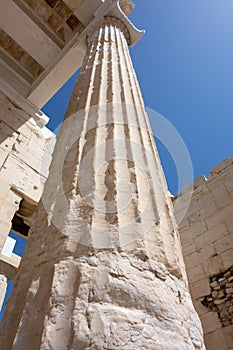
43, 0, 233, 194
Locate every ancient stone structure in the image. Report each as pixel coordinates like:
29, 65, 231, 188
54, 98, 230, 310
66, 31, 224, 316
0, 1, 205, 349
175, 157, 233, 350
0, 91, 55, 312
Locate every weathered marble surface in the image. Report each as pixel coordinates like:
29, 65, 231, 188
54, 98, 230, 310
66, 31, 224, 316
1, 251, 205, 350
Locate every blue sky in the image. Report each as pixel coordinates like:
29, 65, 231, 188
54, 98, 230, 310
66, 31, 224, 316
43, 0, 233, 194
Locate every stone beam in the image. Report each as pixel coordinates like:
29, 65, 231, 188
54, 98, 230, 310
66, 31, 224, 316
0, 58, 31, 99
0, 71, 51, 127
0, 0, 60, 68
62, 0, 85, 12
14, 0, 65, 49
0, 254, 21, 271
27, 41, 86, 108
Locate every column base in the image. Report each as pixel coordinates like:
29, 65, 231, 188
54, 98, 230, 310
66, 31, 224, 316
7, 251, 205, 350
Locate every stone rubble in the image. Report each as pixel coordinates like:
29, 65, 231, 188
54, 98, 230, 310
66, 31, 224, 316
202, 267, 233, 327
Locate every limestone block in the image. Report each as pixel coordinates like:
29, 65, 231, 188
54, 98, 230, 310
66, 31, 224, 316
188, 176, 208, 195
179, 214, 190, 226
225, 178, 233, 193
33, 112, 49, 129
12, 136, 54, 178
184, 251, 200, 269
211, 165, 233, 182
194, 223, 228, 249
0, 179, 10, 207
205, 329, 228, 350
210, 158, 233, 176
193, 176, 207, 189
200, 311, 222, 334
0, 222, 12, 249
180, 223, 206, 246
185, 200, 199, 216
202, 255, 224, 277
0, 154, 45, 202
0, 190, 22, 226
215, 193, 233, 210
177, 218, 190, 233
193, 183, 208, 195
197, 193, 213, 209
0, 96, 32, 138
0, 121, 18, 152
0, 93, 41, 140
182, 241, 196, 256
195, 245, 216, 264
187, 221, 207, 236
221, 249, 233, 271
188, 264, 205, 284
186, 211, 201, 225
223, 324, 233, 348
210, 183, 229, 201
199, 202, 218, 220
190, 278, 211, 299
214, 233, 233, 254
225, 216, 233, 233
0, 253, 21, 269
178, 223, 187, 236
0, 149, 9, 168
205, 204, 233, 229
179, 229, 195, 246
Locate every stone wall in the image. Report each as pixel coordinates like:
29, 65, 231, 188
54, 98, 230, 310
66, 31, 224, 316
0, 91, 56, 309
174, 158, 233, 350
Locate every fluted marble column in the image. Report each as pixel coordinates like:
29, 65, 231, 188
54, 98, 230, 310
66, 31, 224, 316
0, 5, 205, 350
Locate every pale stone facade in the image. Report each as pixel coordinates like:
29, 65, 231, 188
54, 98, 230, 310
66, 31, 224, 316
174, 157, 233, 350
0, 91, 56, 311
0, 1, 205, 349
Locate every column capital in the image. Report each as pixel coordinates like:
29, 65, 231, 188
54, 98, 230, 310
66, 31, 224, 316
76, 0, 145, 46
87, 16, 131, 45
